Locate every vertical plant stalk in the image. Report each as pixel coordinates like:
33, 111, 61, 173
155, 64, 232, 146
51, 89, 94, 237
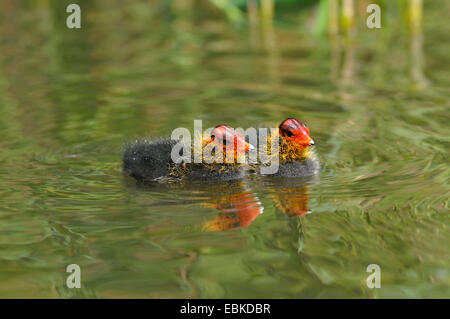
260, 0, 274, 22
341, 37, 356, 86
410, 32, 429, 87
329, 35, 341, 82
340, 0, 356, 86
407, 0, 423, 34
260, 0, 274, 32
247, 0, 259, 27
341, 0, 356, 37
247, 0, 260, 47
259, 0, 278, 82
328, 0, 339, 35
314, 0, 329, 35
260, 0, 275, 49
407, 0, 428, 87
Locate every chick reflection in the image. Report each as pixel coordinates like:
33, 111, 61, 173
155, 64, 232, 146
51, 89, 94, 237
273, 186, 310, 217
267, 179, 312, 217
202, 184, 263, 232
124, 177, 263, 232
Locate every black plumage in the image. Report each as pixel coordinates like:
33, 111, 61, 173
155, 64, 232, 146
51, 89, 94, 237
123, 139, 177, 181
258, 156, 320, 178
123, 138, 247, 182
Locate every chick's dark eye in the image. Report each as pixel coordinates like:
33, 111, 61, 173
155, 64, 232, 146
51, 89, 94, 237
285, 131, 294, 137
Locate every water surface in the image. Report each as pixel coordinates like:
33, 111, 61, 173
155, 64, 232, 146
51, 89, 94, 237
0, 1, 449, 298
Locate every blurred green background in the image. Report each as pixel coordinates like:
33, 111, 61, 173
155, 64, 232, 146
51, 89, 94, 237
0, 0, 448, 298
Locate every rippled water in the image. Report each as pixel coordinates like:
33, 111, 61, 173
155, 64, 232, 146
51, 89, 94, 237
0, 1, 449, 298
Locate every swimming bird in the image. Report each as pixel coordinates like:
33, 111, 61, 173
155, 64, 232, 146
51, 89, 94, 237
253, 118, 320, 177
123, 125, 253, 182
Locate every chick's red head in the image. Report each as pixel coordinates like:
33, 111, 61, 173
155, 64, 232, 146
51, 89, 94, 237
279, 118, 314, 147
208, 125, 253, 155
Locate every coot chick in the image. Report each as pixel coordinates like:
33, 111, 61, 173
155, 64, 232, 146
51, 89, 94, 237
254, 118, 320, 177
123, 125, 253, 182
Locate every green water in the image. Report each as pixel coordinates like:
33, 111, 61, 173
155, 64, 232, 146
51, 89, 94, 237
0, 1, 449, 298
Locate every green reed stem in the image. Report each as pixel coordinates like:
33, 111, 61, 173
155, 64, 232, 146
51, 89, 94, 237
341, 0, 356, 36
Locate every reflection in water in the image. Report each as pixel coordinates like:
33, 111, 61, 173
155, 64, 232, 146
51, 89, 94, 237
410, 31, 429, 88
406, 0, 429, 88
202, 188, 263, 231
328, 33, 357, 89
247, 0, 260, 49
260, 0, 276, 50
329, 35, 341, 82
341, 36, 357, 87
266, 178, 313, 217
273, 185, 310, 217
130, 178, 312, 231
131, 180, 264, 232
